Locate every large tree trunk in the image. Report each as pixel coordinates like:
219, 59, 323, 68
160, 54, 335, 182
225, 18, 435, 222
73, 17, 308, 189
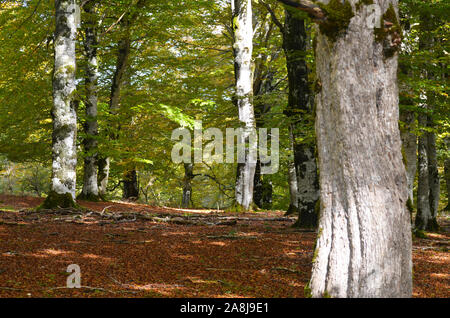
399, 110, 417, 207
282, 10, 319, 227
42, 0, 78, 209
308, 0, 412, 297
232, 0, 257, 211
79, 0, 99, 201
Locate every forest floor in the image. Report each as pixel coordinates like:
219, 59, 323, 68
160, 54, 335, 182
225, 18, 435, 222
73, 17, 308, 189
0, 194, 448, 298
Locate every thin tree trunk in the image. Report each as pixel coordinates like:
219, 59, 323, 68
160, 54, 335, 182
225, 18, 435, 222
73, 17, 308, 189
232, 0, 257, 211
182, 163, 194, 208
252, 19, 274, 210
286, 126, 299, 215
42, 0, 78, 209
282, 10, 319, 227
426, 115, 439, 230
308, 0, 412, 297
445, 141, 450, 211
415, 112, 432, 230
123, 169, 139, 200
399, 110, 417, 208
97, 20, 131, 196
79, 0, 99, 201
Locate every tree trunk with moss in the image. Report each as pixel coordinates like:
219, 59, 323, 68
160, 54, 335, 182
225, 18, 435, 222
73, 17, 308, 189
302, 0, 412, 297
282, 10, 319, 227
43, 0, 79, 209
232, 0, 257, 211
79, 0, 99, 201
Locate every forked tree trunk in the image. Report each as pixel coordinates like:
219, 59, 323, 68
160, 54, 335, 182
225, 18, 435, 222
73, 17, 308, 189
232, 0, 257, 211
282, 11, 319, 227
308, 0, 412, 297
42, 0, 78, 209
79, 0, 99, 201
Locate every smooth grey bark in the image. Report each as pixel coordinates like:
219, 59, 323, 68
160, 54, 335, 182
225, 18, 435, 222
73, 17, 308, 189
49, 0, 78, 201
399, 110, 417, 207
416, 112, 432, 230
80, 0, 99, 200
286, 126, 299, 215
282, 10, 319, 227
308, 0, 412, 297
232, 0, 257, 211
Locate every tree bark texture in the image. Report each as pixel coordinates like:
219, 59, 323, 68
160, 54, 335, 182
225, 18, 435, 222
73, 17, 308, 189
282, 10, 319, 227
310, 0, 412, 297
50, 0, 78, 200
80, 1, 99, 200
232, 0, 257, 211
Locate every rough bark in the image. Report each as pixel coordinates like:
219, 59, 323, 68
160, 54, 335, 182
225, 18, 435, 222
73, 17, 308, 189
282, 10, 319, 227
79, 1, 99, 201
399, 110, 417, 207
44, 0, 79, 208
232, 0, 257, 211
308, 0, 412, 297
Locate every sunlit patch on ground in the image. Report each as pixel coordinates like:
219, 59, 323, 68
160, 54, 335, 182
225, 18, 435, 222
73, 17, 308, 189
0, 194, 448, 298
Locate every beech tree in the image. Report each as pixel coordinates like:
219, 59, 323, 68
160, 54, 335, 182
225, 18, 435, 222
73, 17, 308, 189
79, 0, 100, 201
231, 0, 257, 210
279, 0, 413, 297
41, 0, 79, 208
